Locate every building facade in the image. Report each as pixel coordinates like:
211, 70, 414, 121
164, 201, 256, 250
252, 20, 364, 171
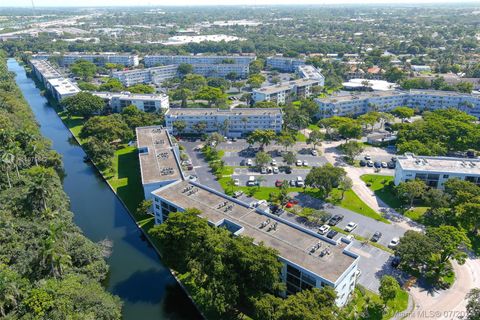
266, 56, 306, 72
296, 65, 325, 86
112, 65, 178, 86
144, 54, 255, 67
252, 79, 320, 105
93, 92, 170, 113
394, 153, 480, 189
165, 108, 283, 137
58, 53, 139, 67
315, 90, 480, 119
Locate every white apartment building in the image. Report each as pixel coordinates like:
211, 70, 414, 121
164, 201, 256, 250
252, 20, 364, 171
30, 59, 62, 87
165, 108, 283, 137
315, 90, 480, 118
296, 65, 325, 86
394, 153, 480, 189
46, 77, 81, 101
266, 56, 306, 72
411, 65, 431, 72
252, 79, 320, 105
191, 63, 250, 78
60, 53, 139, 67
112, 65, 178, 86
136, 126, 360, 307
93, 92, 169, 113
144, 54, 255, 67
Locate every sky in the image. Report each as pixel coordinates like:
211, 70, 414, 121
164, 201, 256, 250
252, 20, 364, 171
1, 0, 478, 8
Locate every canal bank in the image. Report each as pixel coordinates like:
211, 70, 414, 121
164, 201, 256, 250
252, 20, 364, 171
8, 58, 202, 320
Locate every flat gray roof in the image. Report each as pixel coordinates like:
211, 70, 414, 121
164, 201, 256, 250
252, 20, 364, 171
254, 78, 319, 95
397, 153, 480, 175
154, 180, 358, 283
166, 108, 282, 116
30, 59, 62, 79
136, 126, 182, 185
94, 91, 168, 101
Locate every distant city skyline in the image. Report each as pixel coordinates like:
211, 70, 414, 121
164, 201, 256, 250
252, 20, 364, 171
1, 0, 478, 8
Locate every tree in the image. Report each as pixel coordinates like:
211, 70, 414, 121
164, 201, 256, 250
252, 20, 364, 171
25, 166, 62, 215
121, 105, 156, 130
192, 121, 208, 135
283, 151, 296, 165
307, 129, 324, 150
182, 74, 207, 91
83, 138, 115, 170
195, 86, 227, 107
305, 164, 346, 197
358, 112, 380, 132
172, 120, 187, 135
338, 176, 353, 200
249, 59, 264, 74
422, 188, 450, 209
456, 200, 480, 234
276, 132, 295, 151
338, 121, 362, 142
62, 92, 105, 119
391, 106, 414, 122
284, 105, 309, 131
396, 179, 427, 208
379, 276, 400, 306
136, 199, 152, 216
79, 114, 133, 143
255, 151, 272, 167
172, 88, 193, 108
70, 59, 96, 81
232, 81, 245, 93
98, 78, 124, 92
177, 63, 193, 76
127, 84, 155, 94
394, 230, 437, 273
247, 74, 266, 88
207, 77, 230, 92
247, 129, 277, 150
338, 141, 364, 164
427, 226, 470, 270
466, 288, 480, 320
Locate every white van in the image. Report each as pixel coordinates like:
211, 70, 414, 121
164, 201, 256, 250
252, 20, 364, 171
296, 176, 304, 187
247, 176, 256, 186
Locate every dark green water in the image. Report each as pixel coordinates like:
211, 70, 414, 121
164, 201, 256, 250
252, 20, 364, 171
8, 58, 202, 320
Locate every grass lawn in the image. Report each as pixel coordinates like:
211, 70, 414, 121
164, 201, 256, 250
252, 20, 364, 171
344, 286, 409, 320
307, 124, 321, 131
360, 174, 430, 222
328, 188, 390, 223
404, 207, 428, 222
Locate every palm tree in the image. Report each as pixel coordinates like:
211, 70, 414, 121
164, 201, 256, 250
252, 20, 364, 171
40, 224, 71, 278
1, 151, 14, 188
26, 167, 56, 213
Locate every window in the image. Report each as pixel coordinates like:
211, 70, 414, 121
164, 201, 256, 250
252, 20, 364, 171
443, 174, 449, 179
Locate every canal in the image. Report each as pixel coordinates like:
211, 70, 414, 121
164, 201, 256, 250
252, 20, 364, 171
8, 59, 202, 320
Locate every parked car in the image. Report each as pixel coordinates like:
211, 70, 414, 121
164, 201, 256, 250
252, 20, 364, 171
381, 161, 388, 168
285, 166, 292, 174
367, 160, 374, 167
311, 149, 318, 156
267, 166, 273, 173
233, 178, 240, 186
344, 222, 358, 232
391, 156, 397, 162
271, 159, 277, 166
273, 167, 279, 174
296, 159, 303, 166
296, 176, 304, 187
387, 161, 396, 169
246, 159, 253, 166
388, 237, 400, 248
391, 256, 401, 268
364, 155, 372, 160
247, 176, 256, 186
275, 180, 284, 187
359, 160, 367, 167
328, 214, 344, 226
374, 161, 382, 168
371, 231, 382, 242
318, 225, 331, 235
233, 191, 243, 198
326, 229, 339, 239
260, 167, 267, 174
240, 159, 246, 166
303, 160, 308, 166
289, 179, 296, 186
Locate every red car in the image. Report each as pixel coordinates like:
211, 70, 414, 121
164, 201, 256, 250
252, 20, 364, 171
275, 180, 284, 187
285, 202, 293, 208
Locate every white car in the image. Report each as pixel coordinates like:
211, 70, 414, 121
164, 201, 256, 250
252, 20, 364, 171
246, 159, 253, 166
303, 160, 308, 166
296, 159, 303, 166
233, 178, 240, 186
388, 238, 400, 248
318, 225, 330, 235
296, 176, 304, 187
311, 149, 318, 156
247, 176, 256, 186
271, 159, 277, 166
364, 155, 372, 160
260, 167, 267, 174
344, 222, 358, 232
381, 162, 388, 168
272, 167, 279, 174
